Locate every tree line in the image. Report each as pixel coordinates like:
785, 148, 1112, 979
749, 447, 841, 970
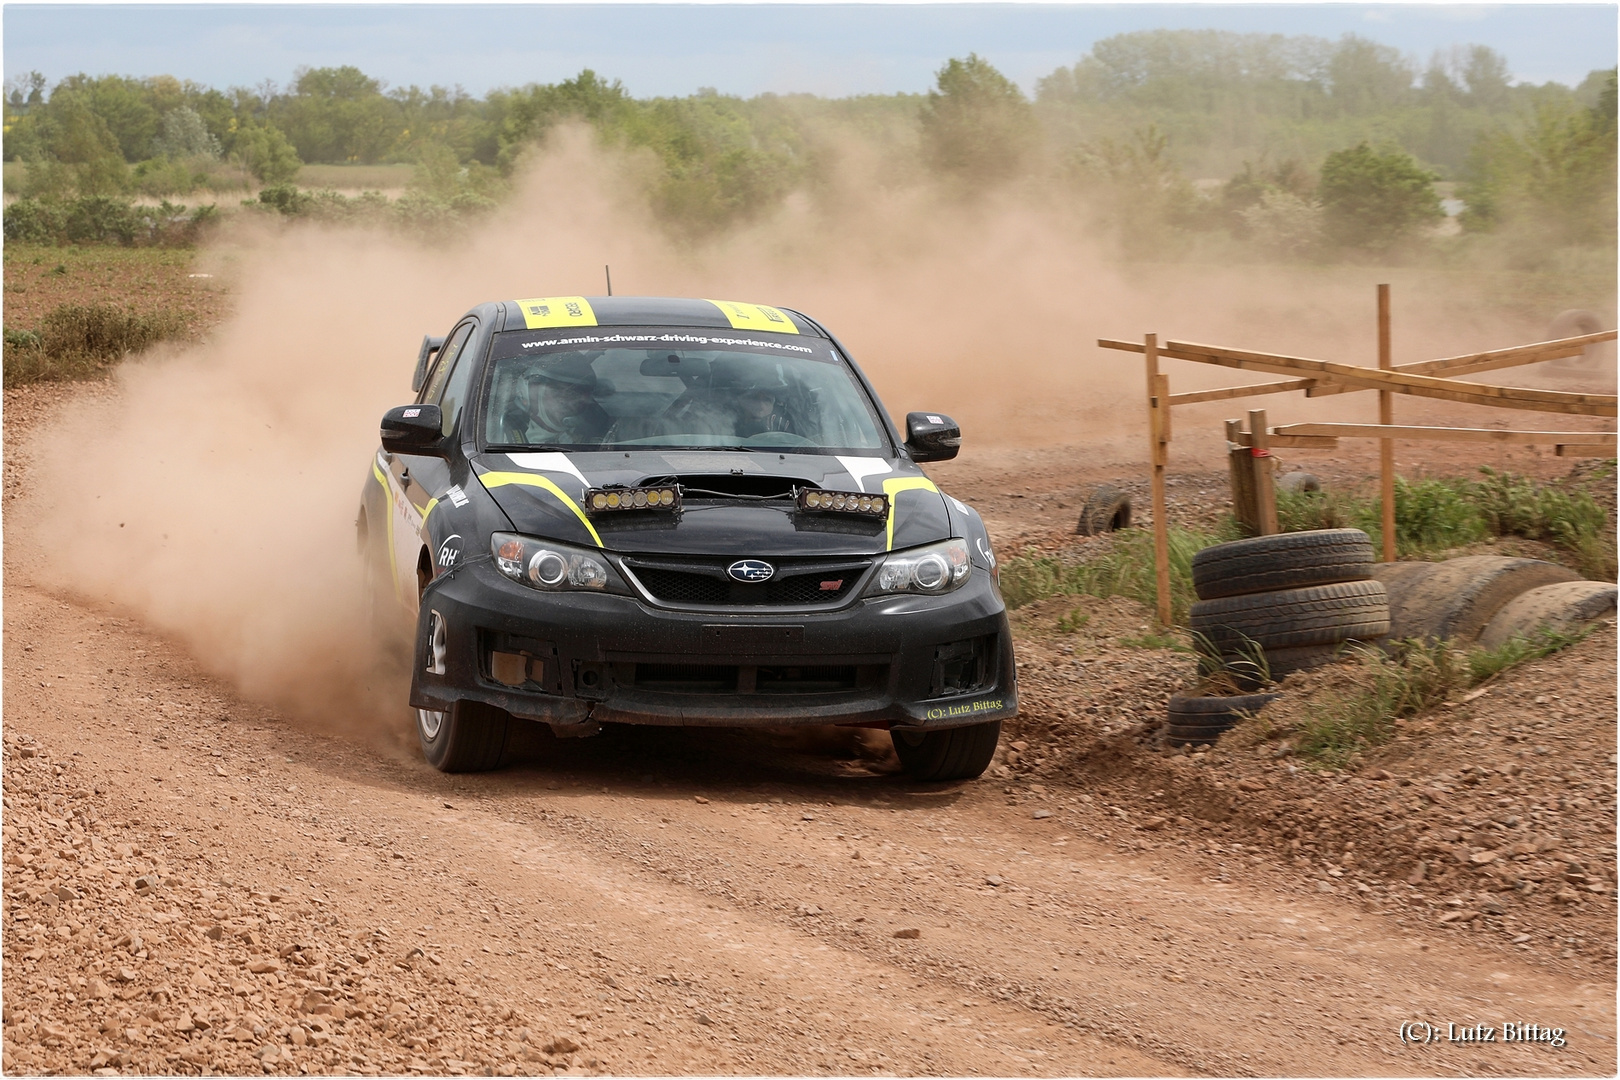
3, 29, 1614, 254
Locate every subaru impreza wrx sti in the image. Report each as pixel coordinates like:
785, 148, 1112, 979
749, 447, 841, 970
358, 296, 1016, 778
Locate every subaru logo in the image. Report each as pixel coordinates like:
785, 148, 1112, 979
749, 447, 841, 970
727, 559, 775, 583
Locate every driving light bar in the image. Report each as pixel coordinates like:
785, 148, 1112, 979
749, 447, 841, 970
586, 485, 681, 513
797, 489, 888, 516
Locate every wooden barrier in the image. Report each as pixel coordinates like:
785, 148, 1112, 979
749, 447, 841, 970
1101, 288, 1617, 625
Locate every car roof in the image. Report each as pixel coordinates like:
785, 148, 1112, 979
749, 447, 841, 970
495, 296, 829, 338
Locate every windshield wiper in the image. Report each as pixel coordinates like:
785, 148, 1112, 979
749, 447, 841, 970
485, 444, 574, 453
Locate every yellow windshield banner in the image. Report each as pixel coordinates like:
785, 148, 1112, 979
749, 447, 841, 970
516, 297, 597, 329
706, 300, 799, 334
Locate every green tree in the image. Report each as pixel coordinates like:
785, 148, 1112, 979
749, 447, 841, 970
271, 66, 402, 163
23, 95, 130, 197
152, 105, 220, 159
919, 54, 1038, 184
232, 123, 302, 184
1460, 69, 1617, 244
1318, 142, 1441, 249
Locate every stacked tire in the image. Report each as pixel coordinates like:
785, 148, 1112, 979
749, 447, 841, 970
1165, 692, 1279, 747
1189, 529, 1390, 684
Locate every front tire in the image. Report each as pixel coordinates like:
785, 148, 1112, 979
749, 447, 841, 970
418, 700, 512, 772
891, 720, 1001, 781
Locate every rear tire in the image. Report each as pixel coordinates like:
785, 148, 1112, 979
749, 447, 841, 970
892, 721, 1001, 781
418, 699, 512, 773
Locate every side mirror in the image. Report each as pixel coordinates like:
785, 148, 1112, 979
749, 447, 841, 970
904, 411, 961, 462
381, 404, 446, 456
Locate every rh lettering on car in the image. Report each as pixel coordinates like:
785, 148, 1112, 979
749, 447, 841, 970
437, 534, 462, 570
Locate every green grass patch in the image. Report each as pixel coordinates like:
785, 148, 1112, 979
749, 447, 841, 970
1121, 629, 1190, 651
1000, 522, 1240, 624
1295, 625, 1595, 767
1277, 468, 1615, 577
3, 302, 189, 385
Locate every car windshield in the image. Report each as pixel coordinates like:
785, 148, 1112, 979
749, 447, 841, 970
480, 327, 890, 454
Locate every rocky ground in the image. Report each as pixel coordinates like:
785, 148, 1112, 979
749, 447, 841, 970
4, 380, 1616, 1077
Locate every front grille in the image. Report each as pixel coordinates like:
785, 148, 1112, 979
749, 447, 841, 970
623, 558, 869, 608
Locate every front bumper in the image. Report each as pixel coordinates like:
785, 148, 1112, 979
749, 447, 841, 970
408, 559, 1017, 730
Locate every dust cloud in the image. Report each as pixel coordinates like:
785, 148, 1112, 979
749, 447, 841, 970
18, 124, 1573, 733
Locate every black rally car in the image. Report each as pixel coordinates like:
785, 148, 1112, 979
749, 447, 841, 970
358, 296, 1016, 779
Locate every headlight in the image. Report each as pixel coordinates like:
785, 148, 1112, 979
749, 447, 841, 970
866, 538, 971, 597
491, 533, 609, 591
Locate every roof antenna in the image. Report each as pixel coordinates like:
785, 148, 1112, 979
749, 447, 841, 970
605, 265, 613, 296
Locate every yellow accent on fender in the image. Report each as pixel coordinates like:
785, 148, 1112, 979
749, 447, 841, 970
478, 471, 603, 547
881, 476, 939, 551
421, 496, 440, 529
515, 296, 597, 329
372, 461, 402, 604
705, 299, 799, 334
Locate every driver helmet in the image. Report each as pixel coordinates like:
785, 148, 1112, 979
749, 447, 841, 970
709, 357, 788, 395
527, 355, 599, 393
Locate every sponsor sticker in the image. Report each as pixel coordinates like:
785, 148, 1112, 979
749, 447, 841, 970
927, 414, 943, 425
437, 534, 462, 568
444, 485, 470, 508
925, 698, 1004, 721
516, 296, 598, 329
402, 407, 421, 418
705, 300, 800, 334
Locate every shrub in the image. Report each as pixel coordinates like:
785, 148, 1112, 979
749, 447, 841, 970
3, 301, 189, 385
2, 195, 216, 246
1318, 142, 1443, 250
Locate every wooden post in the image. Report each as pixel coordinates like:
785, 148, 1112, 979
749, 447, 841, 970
1249, 408, 1278, 535
1145, 334, 1173, 626
1377, 284, 1397, 563
1226, 418, 1259, 534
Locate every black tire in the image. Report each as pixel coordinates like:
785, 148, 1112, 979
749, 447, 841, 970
1165, 726, 1225, 747
418, 699, 512, 773
892, 721, 1001, 781
1191, 529, 1374, 601
1264, 642, 1352, 678
1189, 580, 1389, 654
1168, 692, 1279, 727
1076, 484, 1133, 536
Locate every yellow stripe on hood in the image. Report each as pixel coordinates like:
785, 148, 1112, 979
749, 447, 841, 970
882, 476, 939, 551
478, 471, 603, 547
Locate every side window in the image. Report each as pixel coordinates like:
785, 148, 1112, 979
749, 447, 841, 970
434, 325, 484, 438
420, 321, 475, 406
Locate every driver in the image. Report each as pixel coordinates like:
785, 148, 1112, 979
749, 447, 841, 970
710, 357, 794, 438
502, 356, 611, 445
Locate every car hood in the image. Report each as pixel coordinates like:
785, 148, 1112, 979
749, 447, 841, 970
471, 450, 951, 557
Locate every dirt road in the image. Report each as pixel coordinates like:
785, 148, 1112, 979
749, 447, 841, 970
5, 385, 1616, 1077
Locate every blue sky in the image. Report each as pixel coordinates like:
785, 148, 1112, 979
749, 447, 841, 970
5, 4, 1616, 99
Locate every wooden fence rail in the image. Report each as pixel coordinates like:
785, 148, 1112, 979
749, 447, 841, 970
1099, 287, 1617, 625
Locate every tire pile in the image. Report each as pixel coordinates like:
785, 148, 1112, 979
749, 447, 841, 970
1189, 528, 1390, 685
1164, 691, 1279, 747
